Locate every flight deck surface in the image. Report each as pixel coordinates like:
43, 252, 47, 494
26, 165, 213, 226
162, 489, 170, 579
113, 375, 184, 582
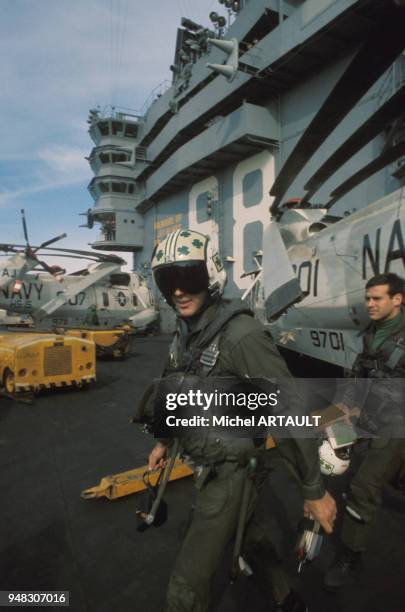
1, 335, 404, 612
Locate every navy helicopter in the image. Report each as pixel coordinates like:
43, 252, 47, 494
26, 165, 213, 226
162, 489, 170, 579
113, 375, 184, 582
0, 210, 158, 332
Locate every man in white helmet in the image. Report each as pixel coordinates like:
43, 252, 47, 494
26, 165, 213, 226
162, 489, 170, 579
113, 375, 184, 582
146, 229, 336, 612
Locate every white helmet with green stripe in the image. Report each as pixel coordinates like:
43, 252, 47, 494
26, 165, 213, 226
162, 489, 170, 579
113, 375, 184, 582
151, 229, 226, 303
319, 440, 351, 476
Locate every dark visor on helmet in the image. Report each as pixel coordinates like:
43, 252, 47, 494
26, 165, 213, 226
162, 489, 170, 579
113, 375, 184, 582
154, 262, 209, 301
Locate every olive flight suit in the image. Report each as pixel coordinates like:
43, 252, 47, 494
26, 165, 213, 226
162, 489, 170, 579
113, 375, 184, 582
339, 309, 405, 552
158, 298, 325, 612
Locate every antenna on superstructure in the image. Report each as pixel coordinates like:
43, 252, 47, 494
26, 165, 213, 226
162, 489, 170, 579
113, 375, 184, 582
218, 0, 242, 27
209, 12, 227, 36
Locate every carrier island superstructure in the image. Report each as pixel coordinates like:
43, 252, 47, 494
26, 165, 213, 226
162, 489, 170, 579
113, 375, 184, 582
82, 0, 405, 367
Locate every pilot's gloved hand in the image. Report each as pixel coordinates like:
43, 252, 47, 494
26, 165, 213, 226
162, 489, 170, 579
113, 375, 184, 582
148, 442, 168, 471
303, 491, 337, 534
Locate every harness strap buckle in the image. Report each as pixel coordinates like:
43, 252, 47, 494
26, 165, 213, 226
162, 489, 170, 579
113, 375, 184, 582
200, 343, 219, 368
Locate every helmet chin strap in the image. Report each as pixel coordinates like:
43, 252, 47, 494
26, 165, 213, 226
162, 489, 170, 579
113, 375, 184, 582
208, 280, 221, 299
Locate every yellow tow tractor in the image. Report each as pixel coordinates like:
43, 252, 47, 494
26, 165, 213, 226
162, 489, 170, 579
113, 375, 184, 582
0, 329, 96, 395
63, 326, 133, 359
4, 319, 133, 360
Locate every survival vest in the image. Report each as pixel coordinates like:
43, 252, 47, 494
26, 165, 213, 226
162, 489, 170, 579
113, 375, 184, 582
352, 314, 405, 434
137, 299, 266, 465
165, 299, 253, 377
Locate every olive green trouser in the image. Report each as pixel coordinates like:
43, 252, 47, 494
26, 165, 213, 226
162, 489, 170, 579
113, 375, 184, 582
164, 457, 290, 612
342, 438, 405, 552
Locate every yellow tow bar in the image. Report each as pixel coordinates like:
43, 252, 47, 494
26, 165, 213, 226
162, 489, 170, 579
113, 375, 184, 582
81, 437, 277, 501
81, 457, 194, 500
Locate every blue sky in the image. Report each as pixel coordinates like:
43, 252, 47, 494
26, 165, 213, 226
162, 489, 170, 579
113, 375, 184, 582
0, 0, 222, 270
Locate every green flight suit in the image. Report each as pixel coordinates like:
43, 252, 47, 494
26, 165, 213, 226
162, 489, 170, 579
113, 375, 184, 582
340, 309, 405, 552
160, 298, 325, 612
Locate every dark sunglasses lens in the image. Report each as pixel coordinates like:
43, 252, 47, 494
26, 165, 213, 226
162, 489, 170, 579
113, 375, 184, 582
155, 264, 208, 298
177, 265, 209, 293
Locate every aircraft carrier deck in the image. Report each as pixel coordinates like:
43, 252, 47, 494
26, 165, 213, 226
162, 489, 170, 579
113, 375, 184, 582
1, 335, 404, 612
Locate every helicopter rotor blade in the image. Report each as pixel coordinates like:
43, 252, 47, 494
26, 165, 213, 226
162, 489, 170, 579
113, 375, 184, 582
35, 233, 67, 251
26, 252, 101, 262
38, 246, 126, 264
0, 243, 125, 264
0, 244, 19, 253
21, 209, 30, 245
35, 259, 59, 275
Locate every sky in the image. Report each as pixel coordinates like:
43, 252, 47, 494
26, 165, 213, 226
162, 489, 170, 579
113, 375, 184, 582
0, 0, 223, 270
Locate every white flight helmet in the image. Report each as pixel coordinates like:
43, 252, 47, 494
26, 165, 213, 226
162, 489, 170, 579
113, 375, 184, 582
319, 440, 352, 476
151, 229, 226, 304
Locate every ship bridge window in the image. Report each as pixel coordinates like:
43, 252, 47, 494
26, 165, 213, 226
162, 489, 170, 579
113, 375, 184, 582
98, 121, 109, 136
97, 150, 131, 164
102, 292, 109, 307
124, 123, 138, 138
96, 119, 137, 139
97, 180, 135, 195
111, 121, 124, 135
111, 181, 136, 194
112, 151, 130, 163
133, 295, 138, 306
243, 170, 263, 208
99, 182, 110, 193
112, 182, 127, 193
99, 152, 110, 164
